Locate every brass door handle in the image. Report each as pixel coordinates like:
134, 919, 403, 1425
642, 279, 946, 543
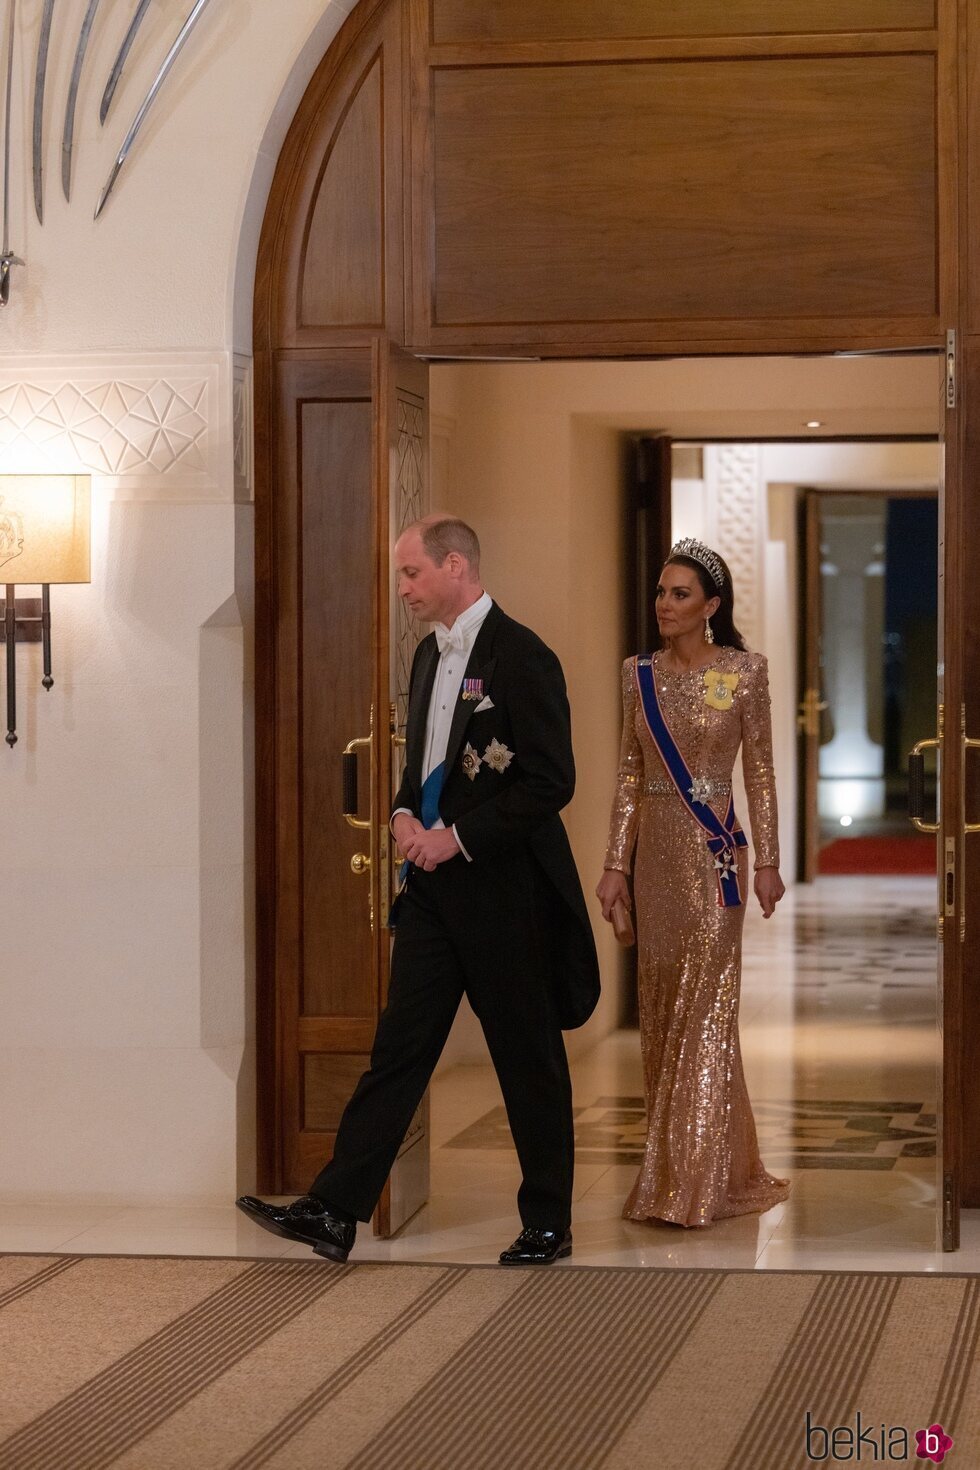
797, 688, 828, 738
342, 707, 377, 931
342, 733, 372, 831
391, 702, 407, 755
908, 736, 940, 834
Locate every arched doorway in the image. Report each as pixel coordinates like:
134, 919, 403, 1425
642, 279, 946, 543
253, 0, 973, 1249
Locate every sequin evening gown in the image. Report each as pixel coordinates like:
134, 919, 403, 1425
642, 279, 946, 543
604, 648, 790, 1228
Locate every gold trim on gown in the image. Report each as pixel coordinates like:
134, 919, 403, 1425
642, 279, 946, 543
604, 648, 790, 1228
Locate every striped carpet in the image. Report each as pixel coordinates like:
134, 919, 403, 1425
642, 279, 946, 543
1, 1255, 978, 1469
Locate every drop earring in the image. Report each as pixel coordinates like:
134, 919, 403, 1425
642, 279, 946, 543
704, 617, 715, 644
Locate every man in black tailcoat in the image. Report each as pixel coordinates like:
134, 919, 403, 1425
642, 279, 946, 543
239, 514, 599, 1264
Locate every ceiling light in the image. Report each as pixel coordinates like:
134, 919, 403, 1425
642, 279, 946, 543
805, 420, 824, 429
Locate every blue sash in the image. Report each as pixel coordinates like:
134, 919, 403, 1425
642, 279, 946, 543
634, 656, 747, 908
395, 762, 446, 900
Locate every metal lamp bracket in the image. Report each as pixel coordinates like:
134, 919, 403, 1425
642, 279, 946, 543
0, 595, 43, 642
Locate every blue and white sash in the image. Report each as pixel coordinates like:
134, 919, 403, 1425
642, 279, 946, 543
635, 656, 748, 908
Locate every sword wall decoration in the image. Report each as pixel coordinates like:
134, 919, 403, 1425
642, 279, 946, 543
62, 0, 102, 201
1, 0, 23, 303
95, 0, 216, 219
100, 0, 152, 126
32, 0, 55, 223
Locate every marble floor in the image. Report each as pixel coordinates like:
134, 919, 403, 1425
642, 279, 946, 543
5, 876, 975, 1273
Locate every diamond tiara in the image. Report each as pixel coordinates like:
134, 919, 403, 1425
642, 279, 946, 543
667, 538, 725, 589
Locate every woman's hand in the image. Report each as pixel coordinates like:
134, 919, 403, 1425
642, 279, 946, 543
596, 868, 631, 923
754, 865, 785, 919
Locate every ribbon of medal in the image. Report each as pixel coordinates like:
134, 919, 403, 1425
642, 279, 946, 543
634, 657, 747, 908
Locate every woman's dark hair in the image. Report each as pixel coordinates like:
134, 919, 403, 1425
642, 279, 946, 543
662, 552, 747, 651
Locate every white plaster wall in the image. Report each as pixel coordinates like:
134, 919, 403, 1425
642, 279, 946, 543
1, 0, 356, 1204
3, 0, 358, 353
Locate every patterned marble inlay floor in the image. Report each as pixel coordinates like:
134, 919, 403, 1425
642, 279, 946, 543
445, 1096, 937, 1169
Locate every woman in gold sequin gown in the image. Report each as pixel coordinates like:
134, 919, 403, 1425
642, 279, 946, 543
597, 541, 790, 1228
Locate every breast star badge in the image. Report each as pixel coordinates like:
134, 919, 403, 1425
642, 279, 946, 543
482, 738, 514, 774
461, 743, 481, 780
688, 776, 712, 805
703, 670, 739, 711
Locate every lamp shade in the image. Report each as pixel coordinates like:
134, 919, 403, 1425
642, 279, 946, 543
0, 475, 91, 584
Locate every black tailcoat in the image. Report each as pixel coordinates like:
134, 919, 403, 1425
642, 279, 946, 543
392, 602, 600, 1030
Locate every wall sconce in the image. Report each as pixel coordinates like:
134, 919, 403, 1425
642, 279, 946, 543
0, 475, 92, 748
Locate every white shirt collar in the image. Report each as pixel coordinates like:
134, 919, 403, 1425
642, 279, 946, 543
434, 591, 493, 655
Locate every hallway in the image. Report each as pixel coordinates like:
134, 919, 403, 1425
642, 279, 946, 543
4, 877, 963, 1272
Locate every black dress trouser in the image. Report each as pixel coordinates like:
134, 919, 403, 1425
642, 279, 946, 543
310, 853, 575, 1230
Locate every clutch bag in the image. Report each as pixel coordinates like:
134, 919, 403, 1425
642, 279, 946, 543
611, 896, 635, 947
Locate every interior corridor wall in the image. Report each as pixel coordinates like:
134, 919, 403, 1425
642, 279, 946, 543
430, 363, 939, 1074
430, 366, 630, 1066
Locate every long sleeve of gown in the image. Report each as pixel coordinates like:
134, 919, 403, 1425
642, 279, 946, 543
604, 659, 644, 873
740, 653, 780, 869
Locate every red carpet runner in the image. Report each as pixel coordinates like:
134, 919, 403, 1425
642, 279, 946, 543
818, 836, 937, 875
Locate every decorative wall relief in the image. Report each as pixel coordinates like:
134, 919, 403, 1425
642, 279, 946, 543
707, 444, 764, 652
392, 391, 427, 730
0, 354, 234, 501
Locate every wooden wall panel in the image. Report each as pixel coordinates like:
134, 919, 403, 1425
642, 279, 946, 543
429, 56, 937, 329
432, 0, 936, 45
300, 396, 376, 1017
301, 58, 384, 327
259, 0, 405, 350
304, 1055, 373, 1130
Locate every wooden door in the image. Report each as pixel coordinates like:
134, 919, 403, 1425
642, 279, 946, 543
263, 349, 378, 1196
259, 342, 430, 1236
938, 338, 961, 1251
798, 491, 827, 884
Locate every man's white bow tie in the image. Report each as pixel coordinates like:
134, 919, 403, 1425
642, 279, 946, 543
435, 621, 466, 655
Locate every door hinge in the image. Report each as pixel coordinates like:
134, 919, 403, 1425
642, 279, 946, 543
946, 329, 956, 410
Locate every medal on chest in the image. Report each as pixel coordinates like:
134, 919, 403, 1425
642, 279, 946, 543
703, 669, 739, 711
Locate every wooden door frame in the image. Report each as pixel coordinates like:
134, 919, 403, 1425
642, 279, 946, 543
252, 0, 969, 1247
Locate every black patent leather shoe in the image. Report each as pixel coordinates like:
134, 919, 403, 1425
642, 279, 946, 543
236, 1194, 356, 1263
499, 1227, 572, 1265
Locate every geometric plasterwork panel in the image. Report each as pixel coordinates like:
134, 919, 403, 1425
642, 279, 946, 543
392, 391, 428, 735
706, 443, 764, 652
0, 354, 230, 502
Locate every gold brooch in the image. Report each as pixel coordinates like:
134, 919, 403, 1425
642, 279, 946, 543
461, 743, 481, 781
703, 670, 739, 711
482, 738, 514, 774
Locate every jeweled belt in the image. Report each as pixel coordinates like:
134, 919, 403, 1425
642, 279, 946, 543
645, 778, 731, 797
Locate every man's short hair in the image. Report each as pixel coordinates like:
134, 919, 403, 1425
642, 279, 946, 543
418, 517, 481, 574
